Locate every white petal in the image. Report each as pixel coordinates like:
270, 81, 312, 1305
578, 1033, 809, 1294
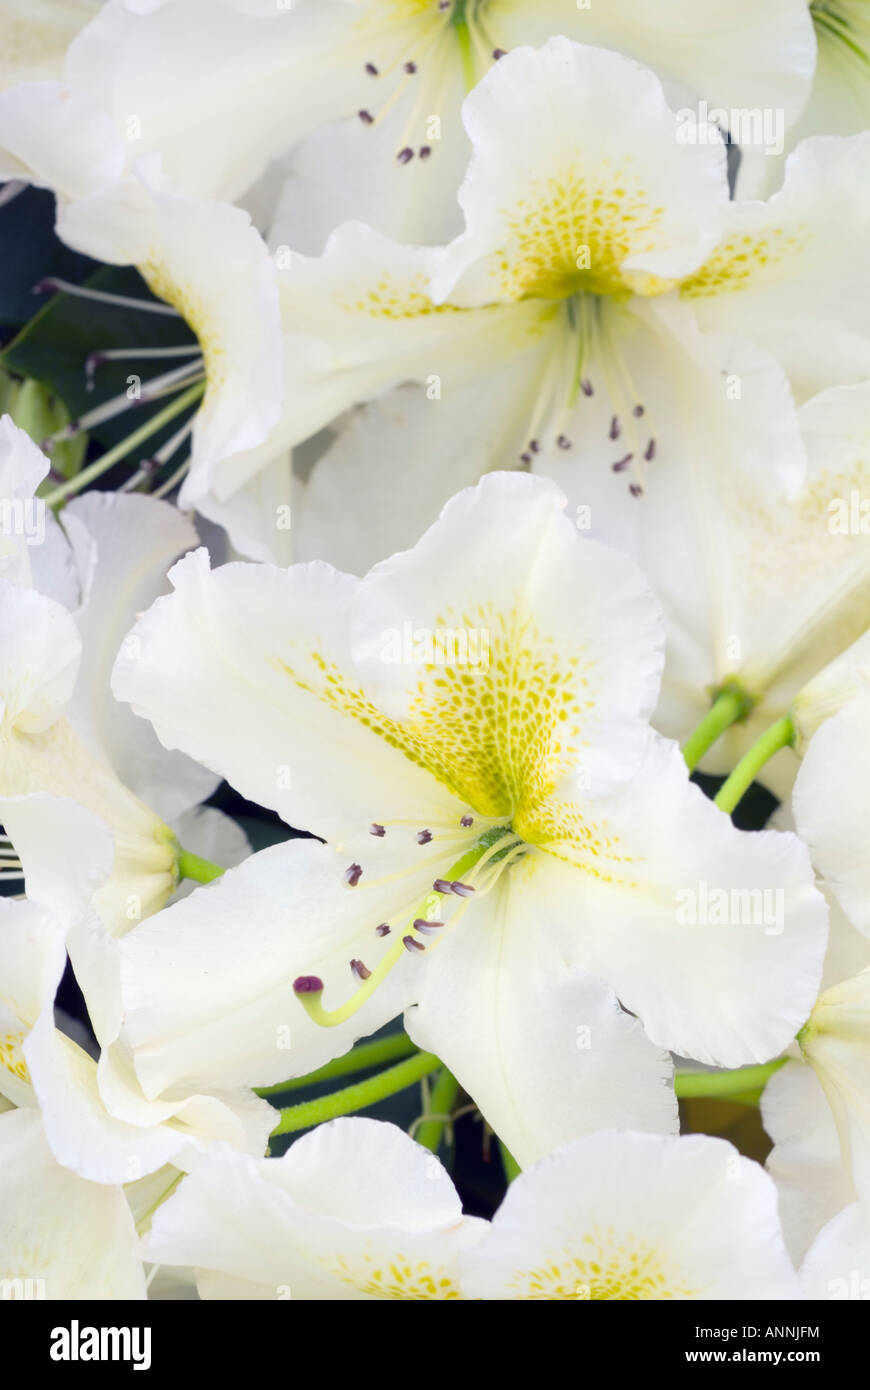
0, 1108, 146, 1299
118, 838, 429, 1095
684, 135, 870, 401
490, 0, 815, 134
64, 491, 219, 821
273, 221, 549, 451
187, 447, 294, 566
112, 546, 467, 838
803, 966, 870, 1210
0, 81, 123, 199
793, 687, 870, 936
0, 578, 80, 733
0, 1, 99, 86
405, 856, 676, 1169
144, 1118, 484, 1300
0, 892, 66, 1107
351, 471, 665, 802
529, 732, 827, 1066
762, 1060, 852, 1263
0, 415, 51, 589
293, 378, 542, 575
66, 0, 371, 201
432, 40, 728, 308
0, 792, 112, 916
742, 5, 870, 197
269, 77, 469, 250
25, 1015, 273, 1184
460, 1130, 799, 1300
801, 1203, 870, 1301
58, 167, 284, 486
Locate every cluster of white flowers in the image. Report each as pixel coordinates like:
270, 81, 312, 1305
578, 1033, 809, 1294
1, 0, 870, 1303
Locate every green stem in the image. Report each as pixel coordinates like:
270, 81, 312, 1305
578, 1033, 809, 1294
682, 687, 750, 773
176, 848, 225, 884
415, 1067, 460, 1153
714, 715, 795, 815
674, 1059, 786, 1100
43, 380, 205, 507
270, 1051, 442, 1137
500, 1141, 522, 1183
256, 1034, 418, 1097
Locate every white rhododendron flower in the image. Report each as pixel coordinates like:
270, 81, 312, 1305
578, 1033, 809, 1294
564, 380, 870, 795
59, 0, 816, 236
0, 417, 220, 929
460, 1130, 800, 1300
265, 38, 870, 575
0, 793, 273, 1186
145, 1122, 802, 1301
111, 473, 826, 1166
2, 0, 870, 1314
144, 1117, 487, 1300
0, 88, 286, 554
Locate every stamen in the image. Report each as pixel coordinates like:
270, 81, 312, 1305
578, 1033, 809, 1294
119, 416, 194, 493
451, 881, 475, 897
629, 482, 644, 497
419, 146, 432, 158
293, 975, 324, 994
358, 110, 374, 125
33, 277, 181, 316
644, 439, 656, 461
433, 879, 454, 893
344, 863, 363, 887
609, 416, 621, 440
633, 404, 645, 417
413, 918, 444, 935
365, 62, 379, 76
85, 345, 199, 391
397, 147, 414, 164
294, 832, 515, 1029
557, 435, 572, 450
416, 829, 433, 845
45, 359, 204, 442
376, 923, 391, 937
460, 815, 474, 827
350, 959, 372, 981
369, 823, 386, 837
612, 454, 633, 473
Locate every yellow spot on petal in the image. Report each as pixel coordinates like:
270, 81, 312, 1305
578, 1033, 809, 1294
512, 1229, 696, 1300
680, 226, 806, 297
342, 271, 465, 320
333, 1251, 462, 1300
278, 603, 595, 825
0, 1031, 30, 1084
494, 165, 674, 302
